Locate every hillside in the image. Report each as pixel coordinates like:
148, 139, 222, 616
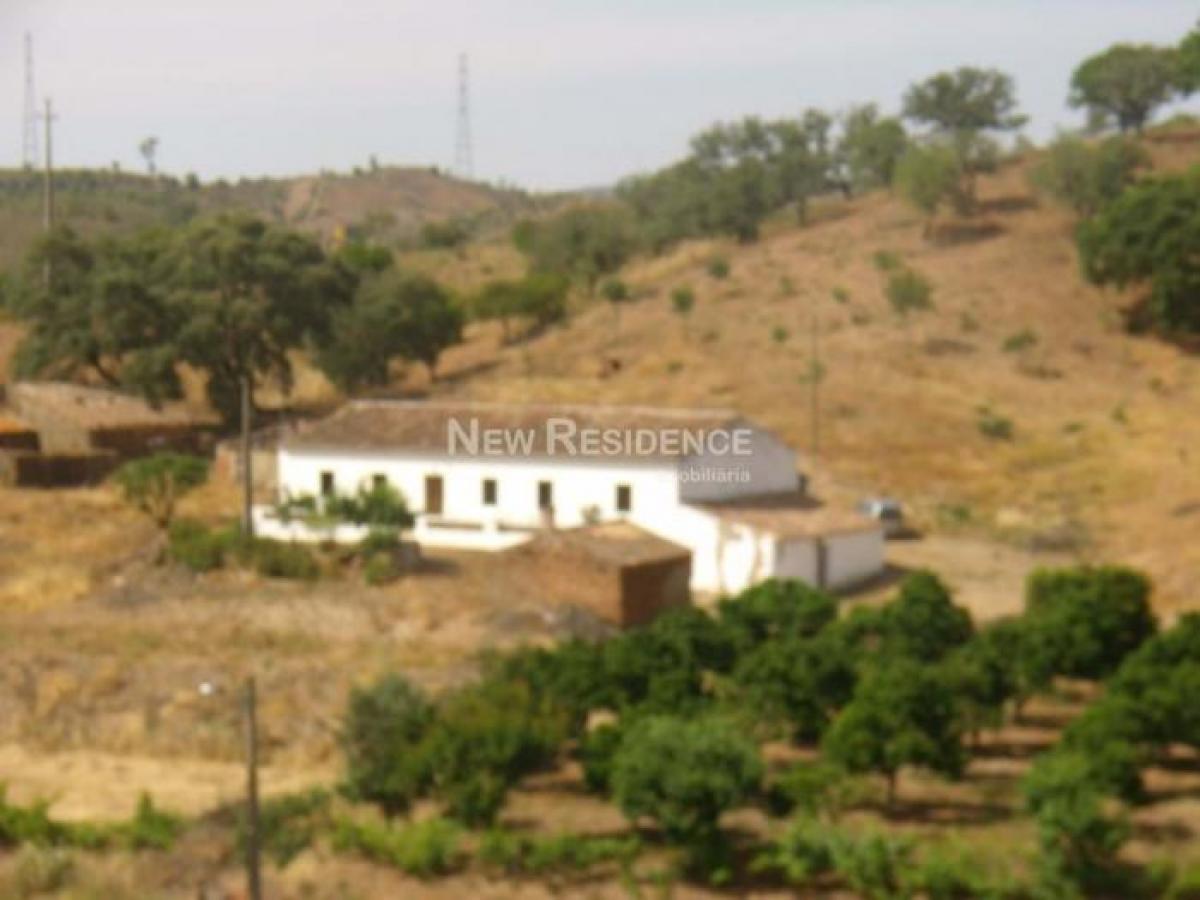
397, 131, 1200, 614
0, 163, 538, 271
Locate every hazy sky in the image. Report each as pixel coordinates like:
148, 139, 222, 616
1, 1, 1196, 190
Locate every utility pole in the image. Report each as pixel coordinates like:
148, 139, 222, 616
242, 676, 262, 900
42, 97, 57, 291
809, 299, 821, 466
240, 376, 255, 537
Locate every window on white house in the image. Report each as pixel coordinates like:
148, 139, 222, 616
616, 483, 632, 513
537, 480, 553, 510
320, 471, 335, 497
482, 478, 498, 506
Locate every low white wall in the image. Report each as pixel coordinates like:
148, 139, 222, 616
414, 517, 532, 551
251, 507, 371, 544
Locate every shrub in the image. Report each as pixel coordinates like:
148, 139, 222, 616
341, 674, 434, 817
832, 286, 850, 303
167, 518, 228, 573
0, 789, 68, 847
611, 714, 762, 878
478, 829, 641, 875
871, 250, 902, 271
601, 278, 630, 313
326, 482, 415, 532
752, 817, 835, 886
113, 453, 209, 530
977, 408, 1014, 440
579, 722, 625, 794
359, 528, 400, 558
1031, 134, 1147, 219
239, 788, 330, 868
829, 829, 913, 900
706, 256, 731, 279
1002, 328, 1038, 352
487, 640, 609, 736
771, 325, 789, 344
885, 267, 934, 315
364, 552, 400, 586
119, 793, 182, 851
670, 286, 695, 319
422, 678, 566, 826
765, 761, 868, 821
332, 817, 462, 876
251, 539, 320, 581
1024, 750, 1129, 891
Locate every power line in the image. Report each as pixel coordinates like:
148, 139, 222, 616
22, 32, 38, 169
454, 52, 474, 180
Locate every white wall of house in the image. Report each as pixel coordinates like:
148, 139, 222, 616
774, 536, 820, 585
274, 423, 881, 596
823, 529, 887, 590
278, 446, 680, 530
677, 422, 799, 503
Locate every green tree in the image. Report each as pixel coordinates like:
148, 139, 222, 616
611, 714, 762, 875
671, 285, 695, 334
1031, 134, 1148, 219
879, 570, 974, 661
717, 578, 838, 648
893, 143, 963, 234
1077, 168, 1200, 334
421, 678, 565, 826
732, 633, 856, 742
166, 214, 355, 422
822, 659, 965, 805
903, 67, 1027, 134
340, 674, 435, 818
836, 103, 908, 193
113, 453, 209, 530
1024, 750, 1130, 891
902, 67, 1023, 210
6, 226, 183, 403
320, 270, 462, 388
1069, 44, 1179, 133
1024, 566, 1157, 680
514, 204, 635, 292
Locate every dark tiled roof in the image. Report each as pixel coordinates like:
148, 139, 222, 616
519, 522, 691, 567
284, 400, 746, 458
691, 490, 879, 538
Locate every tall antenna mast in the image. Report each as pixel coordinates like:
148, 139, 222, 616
454, 52, 474, 180
43, 97, 56, 232
22, 33, 39, 169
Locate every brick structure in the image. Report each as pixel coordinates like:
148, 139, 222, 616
508, 522, 691, 627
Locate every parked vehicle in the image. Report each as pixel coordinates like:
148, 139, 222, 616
858, 497, 906, 538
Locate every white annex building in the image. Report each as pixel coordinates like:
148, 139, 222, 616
260, 401, 884, 595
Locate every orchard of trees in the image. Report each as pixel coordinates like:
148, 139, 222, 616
335, 564, 1200, 893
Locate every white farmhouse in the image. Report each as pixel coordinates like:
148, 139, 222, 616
262, 400, 884, 595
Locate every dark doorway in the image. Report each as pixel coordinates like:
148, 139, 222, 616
425, 475, 444, 515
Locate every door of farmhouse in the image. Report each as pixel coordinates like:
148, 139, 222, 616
424, 475, 444, 515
